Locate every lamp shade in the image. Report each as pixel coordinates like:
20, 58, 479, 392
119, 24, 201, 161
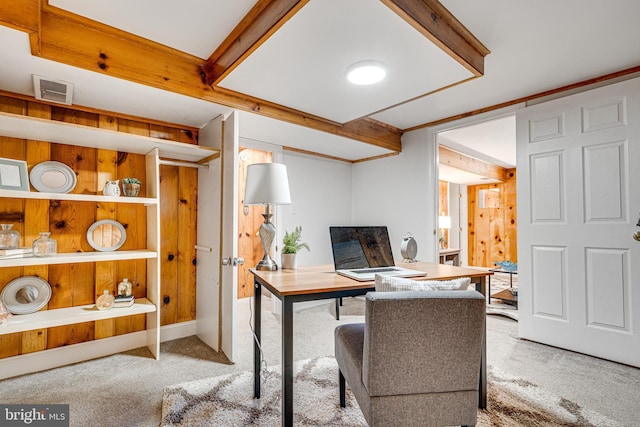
244, 163, 291, 206
438, 215, 451, 230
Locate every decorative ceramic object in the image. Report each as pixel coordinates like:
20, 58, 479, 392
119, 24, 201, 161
86, 220, 127, 252
1, 276, 52, 314
29, 161, 77, 193
96, 290, 115, 311
122, 178, 141, 197
32, 232, 57, 257
117, 278, 132, 297
0, 224, 20, 249
494, 260, 517, 272
103, 180, 121, 197
0, 299, 13, 325
400, 232, 417, 262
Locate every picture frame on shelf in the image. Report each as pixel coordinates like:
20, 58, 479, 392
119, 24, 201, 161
0, 158, 29, 192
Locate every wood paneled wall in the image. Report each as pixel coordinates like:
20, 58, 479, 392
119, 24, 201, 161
467, 169, 517, 267
0, 94, 199, 358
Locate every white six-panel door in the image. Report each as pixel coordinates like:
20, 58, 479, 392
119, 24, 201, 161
517, 77, 640, 367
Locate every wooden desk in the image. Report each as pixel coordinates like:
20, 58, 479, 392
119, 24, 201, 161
251, 262, 491, 426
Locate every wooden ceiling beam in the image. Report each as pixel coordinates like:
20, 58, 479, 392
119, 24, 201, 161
439, 146, 507, 182
0, 3, 401, 152
0, 0, 39, 32
381, 0, 490, 76
207, 87, 402, 151
202, 0, 309, 86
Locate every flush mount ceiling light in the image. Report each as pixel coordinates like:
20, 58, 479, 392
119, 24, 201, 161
346, 61, 386, 85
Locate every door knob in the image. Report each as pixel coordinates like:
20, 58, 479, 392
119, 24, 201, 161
222, 257, 245, 266
633, 231, 640, 242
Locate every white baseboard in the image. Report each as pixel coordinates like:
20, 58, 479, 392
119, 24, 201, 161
0, 331, 148, 380
160, 320, 197, 342
0, 321, 202, 380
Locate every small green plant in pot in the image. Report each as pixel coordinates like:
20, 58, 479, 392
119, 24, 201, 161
281, 226, 310, 270
122, 177, 141, 197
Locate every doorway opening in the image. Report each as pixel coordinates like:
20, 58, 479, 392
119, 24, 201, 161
237, 147, 273, 299
435, 114, 518, 269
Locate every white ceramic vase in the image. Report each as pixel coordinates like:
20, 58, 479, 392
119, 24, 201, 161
281, 253, 297, 270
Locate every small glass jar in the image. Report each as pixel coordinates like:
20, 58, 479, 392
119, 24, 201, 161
96, 290, 115, 311
117, 278, 132, 297
0, 224, 20, 250
33, 232, 57, 257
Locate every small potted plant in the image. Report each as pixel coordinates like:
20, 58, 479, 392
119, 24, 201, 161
281, 226, 310, 270
122, 177, 141, 197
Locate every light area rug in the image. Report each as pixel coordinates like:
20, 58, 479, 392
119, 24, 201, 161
161, 357, 621, 427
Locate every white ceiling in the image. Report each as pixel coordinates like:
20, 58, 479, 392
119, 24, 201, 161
1, 0, 639, 171
218, 0, 473, 123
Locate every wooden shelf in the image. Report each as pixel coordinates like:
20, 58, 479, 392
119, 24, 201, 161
0, 111, 218, 163
0, 298, 156, 335
0, 250, 158, 267
0, 188, 157, 204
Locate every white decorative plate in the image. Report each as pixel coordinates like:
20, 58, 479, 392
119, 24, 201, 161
1, 276, 52, 315
30, 161, 77, 193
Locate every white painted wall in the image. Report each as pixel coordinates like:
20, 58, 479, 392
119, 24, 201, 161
246, 127, 440, 269
280, 150, 353, 266
351, 128, 439, 263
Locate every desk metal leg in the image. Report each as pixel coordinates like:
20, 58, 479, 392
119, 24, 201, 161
282, 297, 294, 426
253, 279, 262, 399
475, 276, 487, 409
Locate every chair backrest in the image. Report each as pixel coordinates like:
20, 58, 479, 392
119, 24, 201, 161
362, 289, 485, 397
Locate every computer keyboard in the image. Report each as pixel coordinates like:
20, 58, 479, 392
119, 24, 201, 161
350, 267, 398, 274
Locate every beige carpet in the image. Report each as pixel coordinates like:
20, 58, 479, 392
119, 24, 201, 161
161, 356, 621, 427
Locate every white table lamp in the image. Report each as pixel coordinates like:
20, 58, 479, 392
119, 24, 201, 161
438, 214, 451, 249
244, 163, 291, 270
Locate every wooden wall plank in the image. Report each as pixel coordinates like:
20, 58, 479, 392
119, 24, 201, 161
0, 334, 21, 358
503, 169, 518, 263
21, 101, 52, 353
160, 165, 179, 326
115, 119, 149, 334
49, 108, 97, 314
47, 323, 94, 349
94, 114, 118, 339
467, 169, 517, 267
150, 124, 198, 145
177, 167, 197, 322
0, 98, 28, 358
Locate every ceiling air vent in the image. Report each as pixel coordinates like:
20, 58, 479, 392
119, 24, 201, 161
33, 75, 74, 105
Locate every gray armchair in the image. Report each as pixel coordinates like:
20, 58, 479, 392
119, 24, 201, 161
334, 289, 485, 426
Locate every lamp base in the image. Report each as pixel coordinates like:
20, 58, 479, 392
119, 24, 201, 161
256, 257, 279, 271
